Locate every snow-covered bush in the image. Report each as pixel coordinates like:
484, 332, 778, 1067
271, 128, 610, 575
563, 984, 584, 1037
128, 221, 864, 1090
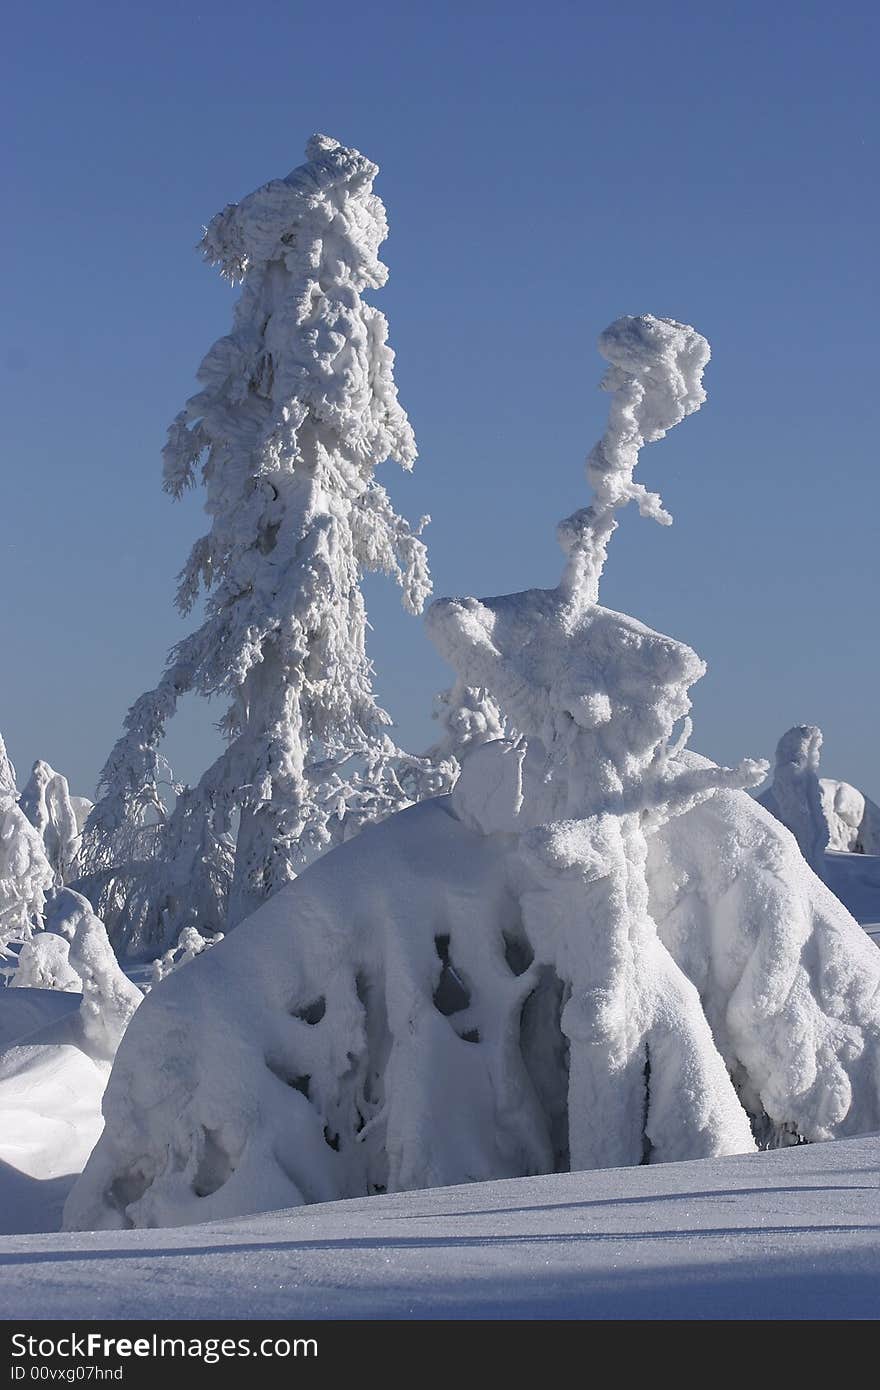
66, 313, 880, 1233
67, 908, 143, 1062
80, 135, 439, 959
10, 932, 81, 992
756, 726, 828, 877
758, 725, 880, 859
150, 925, 224, 988
820, 778, 880, 854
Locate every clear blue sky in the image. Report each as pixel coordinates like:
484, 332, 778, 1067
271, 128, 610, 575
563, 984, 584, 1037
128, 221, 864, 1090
2, 1, 878, 803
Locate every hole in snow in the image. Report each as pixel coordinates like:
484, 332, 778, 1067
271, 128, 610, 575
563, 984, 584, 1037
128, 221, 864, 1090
192, 1127, 235, 1198
323, 1125, 340, 1152
289, 1074, 311, 1099
292, 996, 326, 1025
502, 930, 534, 977
433, 934, 471, 1016
458, 1028, 480, 1044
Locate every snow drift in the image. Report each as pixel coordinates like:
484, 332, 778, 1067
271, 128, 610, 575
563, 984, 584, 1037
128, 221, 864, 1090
65, 313, 880, 1232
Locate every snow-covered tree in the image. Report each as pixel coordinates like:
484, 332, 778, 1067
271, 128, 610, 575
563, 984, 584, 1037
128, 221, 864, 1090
80, 135, 436, 957
755, 725, 828, 877
19, 759, 88, 882
65, 316, 880, 1232
0, 734, 54, 967
758, 725, 880, 858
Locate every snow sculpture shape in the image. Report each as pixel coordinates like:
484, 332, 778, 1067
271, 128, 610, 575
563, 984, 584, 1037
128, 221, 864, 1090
65, 317, 880, 1232
80, 135, 439, 958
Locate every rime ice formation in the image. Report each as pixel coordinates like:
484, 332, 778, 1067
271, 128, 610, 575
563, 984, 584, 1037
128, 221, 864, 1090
756, 726, 828, 877
10, 932, 81, 992
0, 735, 54, 962
757, 725, 880, 860
67, 908, 143, 1062
19, 760, 86, 882
65, 316, 880, 1233
150, 925, 224, 988
820, 779, 880, 854
80, 136, 438, 959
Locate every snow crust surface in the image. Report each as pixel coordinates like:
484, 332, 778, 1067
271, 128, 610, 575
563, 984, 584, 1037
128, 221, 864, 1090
5, 1136, 880, 1319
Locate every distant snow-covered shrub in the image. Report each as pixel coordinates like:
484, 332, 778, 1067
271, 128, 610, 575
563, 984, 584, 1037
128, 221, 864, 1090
758, 725, 880, 859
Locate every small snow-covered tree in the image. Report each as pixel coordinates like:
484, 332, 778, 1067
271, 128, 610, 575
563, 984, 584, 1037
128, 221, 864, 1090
80, 135, 437, 956
0, 733, 54, 968
758, 725, 880, 858
756, 726, 828, 877
19, 759, 87, 881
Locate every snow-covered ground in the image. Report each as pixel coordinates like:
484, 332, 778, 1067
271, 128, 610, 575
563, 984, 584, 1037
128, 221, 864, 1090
0, 1134, 877, 1320
0, 851, 877, 1315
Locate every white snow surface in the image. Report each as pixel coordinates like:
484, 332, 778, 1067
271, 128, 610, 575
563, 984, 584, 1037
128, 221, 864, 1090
0, 994, 108, 1236
2, 1135, 879, 1319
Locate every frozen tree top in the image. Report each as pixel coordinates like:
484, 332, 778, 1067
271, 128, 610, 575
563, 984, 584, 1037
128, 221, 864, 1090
559, 314, 710, 604
426, 314, 752, 817
200, 133, 391, 292
0, 735, 16, 811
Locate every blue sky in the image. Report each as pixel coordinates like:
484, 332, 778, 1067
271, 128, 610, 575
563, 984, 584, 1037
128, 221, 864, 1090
2, 1, 878, 802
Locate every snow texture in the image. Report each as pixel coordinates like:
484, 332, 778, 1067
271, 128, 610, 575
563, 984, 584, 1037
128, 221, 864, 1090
66, 314, 880, 1232
9, 1136, 880, 1317
79, 135, 439, 959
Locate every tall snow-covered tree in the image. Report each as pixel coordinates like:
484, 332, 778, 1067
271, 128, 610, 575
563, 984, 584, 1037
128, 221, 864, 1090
81, 135, 437, 956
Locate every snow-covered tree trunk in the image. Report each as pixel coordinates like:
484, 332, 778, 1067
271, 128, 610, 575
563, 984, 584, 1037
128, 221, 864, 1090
80, 135, 437, 955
